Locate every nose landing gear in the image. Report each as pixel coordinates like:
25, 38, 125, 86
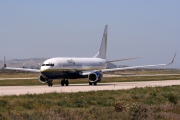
48, 80, 53, 87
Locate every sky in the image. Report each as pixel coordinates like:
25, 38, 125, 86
0, 1, 179, 68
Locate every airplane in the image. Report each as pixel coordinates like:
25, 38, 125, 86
2, 25, 176, 87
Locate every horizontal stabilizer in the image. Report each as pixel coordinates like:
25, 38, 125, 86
107, 57, 141, 63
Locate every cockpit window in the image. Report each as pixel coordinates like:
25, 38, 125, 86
47, 64, 54, 67
42, 64, 54, 67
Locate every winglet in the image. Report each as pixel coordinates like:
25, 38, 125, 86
168, 52, 176, 65
2, 56, 7, 69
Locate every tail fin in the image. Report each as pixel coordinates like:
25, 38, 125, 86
94, 25, 108, 59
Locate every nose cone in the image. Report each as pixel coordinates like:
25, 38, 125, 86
41, 58, 55, 72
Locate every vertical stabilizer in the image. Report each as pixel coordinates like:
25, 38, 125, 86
94, 25, 108, 59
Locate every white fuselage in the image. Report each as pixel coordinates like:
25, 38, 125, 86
40, 57, 107, 72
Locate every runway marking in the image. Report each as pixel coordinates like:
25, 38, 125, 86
0, 80, 180, 96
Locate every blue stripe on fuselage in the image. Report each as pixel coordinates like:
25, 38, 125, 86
41, 71, 87, 79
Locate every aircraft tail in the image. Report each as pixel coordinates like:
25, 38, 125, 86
94, 25, 108, 59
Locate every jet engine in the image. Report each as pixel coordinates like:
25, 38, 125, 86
39, 75, 48, 83
88, 71, 103, 82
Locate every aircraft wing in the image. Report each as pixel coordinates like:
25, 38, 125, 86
2, 67, 40, 72
102, 52, 176, 73
81, 52, 176, 75
81, 63, 169, 76
2, 57, 40, 72
102, 64, 167, 73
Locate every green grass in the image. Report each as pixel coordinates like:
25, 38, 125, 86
0, 86, 180, 120
0, 75, 180, 86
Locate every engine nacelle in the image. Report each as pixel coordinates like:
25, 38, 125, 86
88, 71, 103, 82
39, 75, 48, 83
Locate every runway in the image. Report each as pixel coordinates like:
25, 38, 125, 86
0, 80, 180, 96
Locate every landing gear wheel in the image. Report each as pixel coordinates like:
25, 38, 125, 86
48, 81, 53, 87
61, 79, 65, 86
89, 82, 93, 85
65, 79, 69, 86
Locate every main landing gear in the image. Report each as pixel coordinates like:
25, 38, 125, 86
47, 79, 69, 87
61, 79, 69, 86
89, 82, 97, 85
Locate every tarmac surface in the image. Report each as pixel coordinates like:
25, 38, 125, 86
0, 80, 180, 96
